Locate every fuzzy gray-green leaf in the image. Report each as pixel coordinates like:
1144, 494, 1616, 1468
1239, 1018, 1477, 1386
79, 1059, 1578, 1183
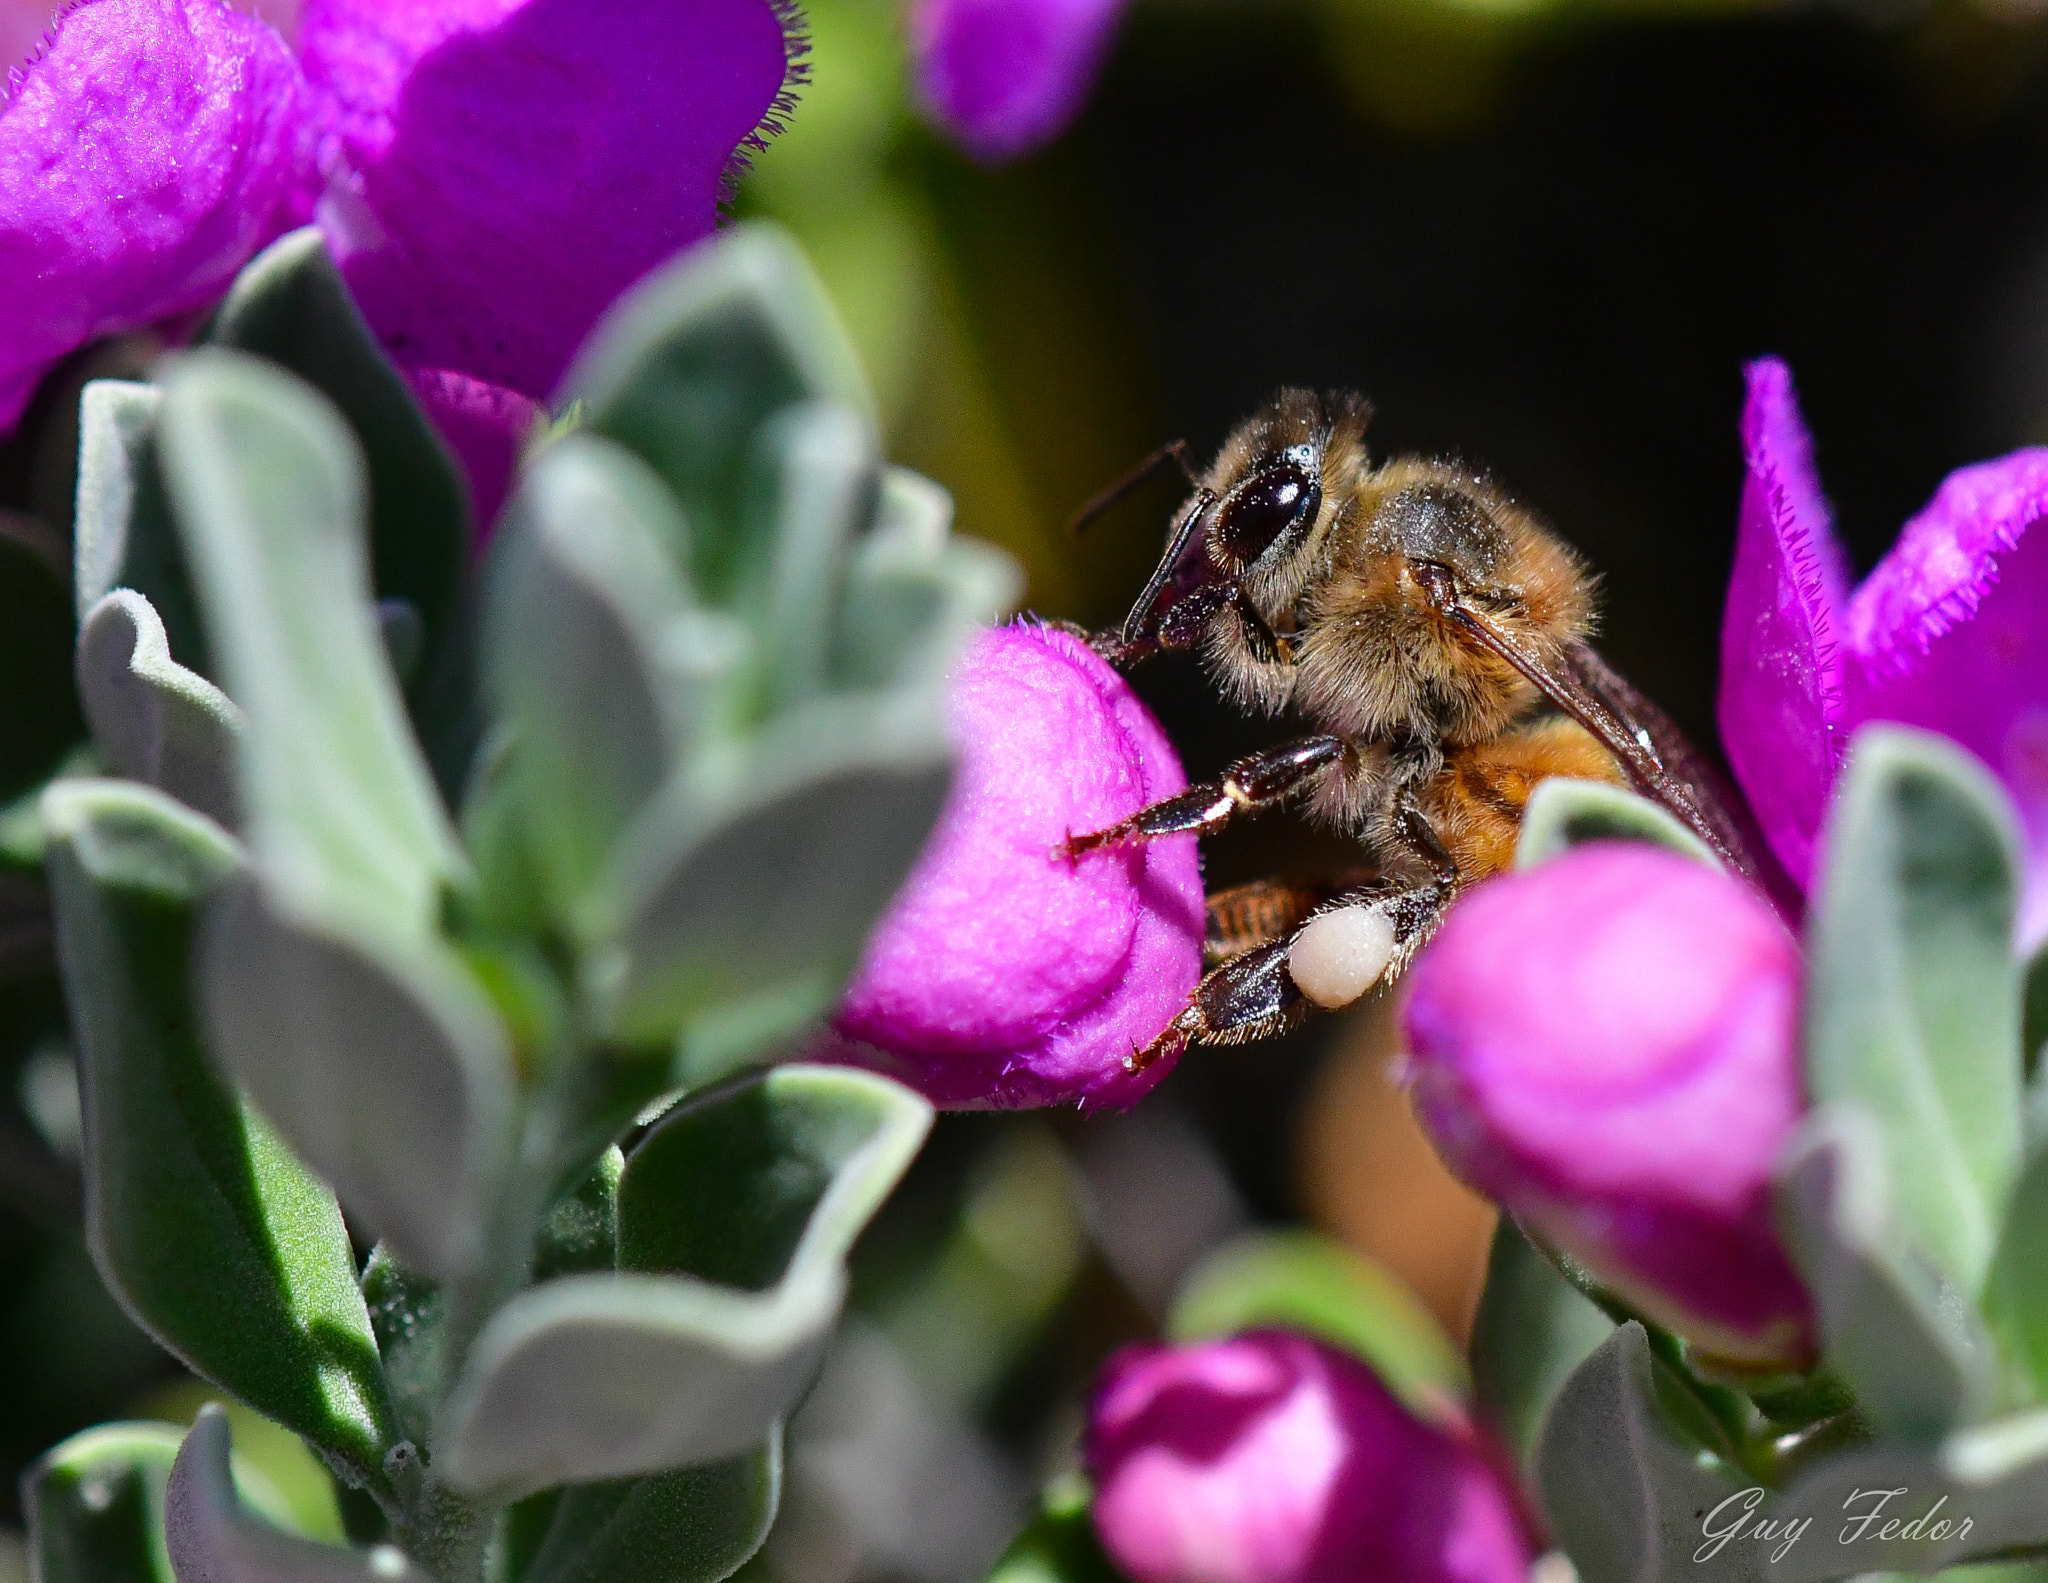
1805, 726, 2024, 1296
74, 379, 209, 675
26, 1422, 182, 1583
484, 434, 696, 918
1470, 1218, 1614, 1472
517, 1436, 780, 1583
77, 590, 242, 829
159, 351, 512, 1277
165, 1408, 431, 1583
598, 699, 950, 1047
43, 781, 396, 1474
565, 223, 870, 604
1515, 777, 1717, 869
1776, 1107, 1995, 1440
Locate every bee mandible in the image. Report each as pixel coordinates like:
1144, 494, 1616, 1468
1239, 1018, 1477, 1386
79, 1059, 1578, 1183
1064, 388, 1793, 1072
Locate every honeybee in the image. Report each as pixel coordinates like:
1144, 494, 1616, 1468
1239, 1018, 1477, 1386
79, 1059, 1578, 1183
1065, 389, 1792, 1071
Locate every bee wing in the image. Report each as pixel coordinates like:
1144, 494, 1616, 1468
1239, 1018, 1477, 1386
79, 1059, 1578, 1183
1561, 641, 1798, 908
1438, 598, 1797, 907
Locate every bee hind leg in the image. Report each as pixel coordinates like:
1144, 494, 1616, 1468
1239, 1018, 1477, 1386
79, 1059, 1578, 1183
1126, 940, 1307, 1073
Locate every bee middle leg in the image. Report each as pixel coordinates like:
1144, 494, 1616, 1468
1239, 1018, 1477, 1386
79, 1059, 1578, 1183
1064, 735, 1347, 857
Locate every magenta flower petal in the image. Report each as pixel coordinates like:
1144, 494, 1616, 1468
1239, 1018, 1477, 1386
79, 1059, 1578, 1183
404, 365, 537, 546
1841, 452, 2048, 944
832, 622, 1203, 1110
300, 0, 793, 399
908, 0, 1123, 163
1404, 844, 1814, 1367
1087, 1331, 1531, 1583
1716, 358, 1852, 889
0, 0, 314, 429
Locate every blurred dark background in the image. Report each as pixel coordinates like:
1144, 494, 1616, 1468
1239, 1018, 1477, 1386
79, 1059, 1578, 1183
5, 0, 2048, 1574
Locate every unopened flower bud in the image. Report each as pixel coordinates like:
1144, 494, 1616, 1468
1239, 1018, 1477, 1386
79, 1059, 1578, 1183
1403, 843, 1815, 1368
1086, 1330, 1532, 1583
831, 623, 1203, 1109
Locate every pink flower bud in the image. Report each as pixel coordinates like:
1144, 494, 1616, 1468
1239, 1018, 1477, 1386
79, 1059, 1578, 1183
830, 623, 1203, 1110
1403, 843, 1814, 1368
1086, 1330, 1532, 1583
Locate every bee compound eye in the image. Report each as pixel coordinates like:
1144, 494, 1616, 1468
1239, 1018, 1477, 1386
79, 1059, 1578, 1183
1213, 461, 1321, 568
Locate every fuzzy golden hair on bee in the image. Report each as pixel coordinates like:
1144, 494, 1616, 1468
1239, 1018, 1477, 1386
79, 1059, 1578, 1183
1067, 384, 1794, 1072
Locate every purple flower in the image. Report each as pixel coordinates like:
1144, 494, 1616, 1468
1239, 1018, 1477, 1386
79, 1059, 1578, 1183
1086, 1330, 1532, 1583
1403, 843, 1815, 1369
299, 0, 795, 402
0, 0, 315, 429
405, 366, 538, 541
1719, 356, 2048, 941
830, 622, 1204, 1110
907, 0, 1124, 163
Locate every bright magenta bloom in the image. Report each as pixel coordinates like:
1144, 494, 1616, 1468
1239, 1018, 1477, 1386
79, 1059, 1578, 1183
0, 0, 315, 428
1403, 843, 1814, 1368
908, 0, 1124, 162
1086, 1330, 1531, 1583
833, 623, 1204, 1109
2, 0, 792, 523
1720, 357, 2048, 940
299, 0, 791, 402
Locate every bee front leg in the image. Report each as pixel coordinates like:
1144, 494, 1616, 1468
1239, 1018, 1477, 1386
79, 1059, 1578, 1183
1063, 735, 1347, 857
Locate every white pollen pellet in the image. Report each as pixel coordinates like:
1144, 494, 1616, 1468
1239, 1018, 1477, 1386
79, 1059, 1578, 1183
1287, 904, 1397, 1009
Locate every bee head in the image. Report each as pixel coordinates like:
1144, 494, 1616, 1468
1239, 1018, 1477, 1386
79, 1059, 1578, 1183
1113, 391, 1366, 660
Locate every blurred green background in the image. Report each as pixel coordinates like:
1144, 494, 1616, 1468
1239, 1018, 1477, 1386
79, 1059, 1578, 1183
7, 0, 2048, 1573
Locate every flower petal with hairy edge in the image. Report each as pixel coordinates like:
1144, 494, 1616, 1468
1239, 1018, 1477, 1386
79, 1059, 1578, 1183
1087, 1331, 1531, 1583
300, 0, 795, 400
1715, 357, 1852, 889
909, 0, 1124, 163
832, 623, 1203, 1110
405, 367, 538, 546
0, 0, 315, 430
1843, 450, 2048, 944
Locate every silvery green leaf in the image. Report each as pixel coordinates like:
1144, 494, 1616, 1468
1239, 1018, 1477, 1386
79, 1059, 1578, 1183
437, 1066, 929, 1501
199, 878, 514, 1277
617, 1066, 932, 1286
1535, 1322, 1754, 1583
358, 1248, 442, 1453
165, 1408, 431, 1583
26, 1421, 182, 1583
1763, 1410, 2048, 1582
433, 1263, 839, 1502
731, 400, 879, 713
75, 379, 210, 674
157, 352, 512, 1277
1514, 778, 1715, 869
483, 435, 695, 917
515, 1436, 780, 1583
77, 590, 242, 829
26, 1420, 306, 1583
832, 535, 1020, 696
1983, 1137, 2048, 1403
1166, 1229, 1468, 1414
595, 699, 950, 1048
1470, 1218, 1614, 1472
206, 228, 474, 787
156, 350, 466, 927
1776, 1107, 1995, 1441
564, 222, 871, 602
44, 781, 397, 1475
1806, 725, 2023, 1297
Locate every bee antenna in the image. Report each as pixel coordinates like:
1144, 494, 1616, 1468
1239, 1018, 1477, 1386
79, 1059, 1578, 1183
1067, 439, 1197, 539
